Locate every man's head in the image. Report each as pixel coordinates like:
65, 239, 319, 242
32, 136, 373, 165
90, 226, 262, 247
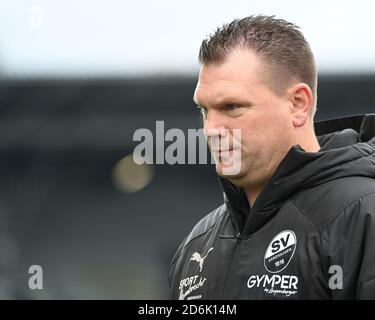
193, 15, 320, 191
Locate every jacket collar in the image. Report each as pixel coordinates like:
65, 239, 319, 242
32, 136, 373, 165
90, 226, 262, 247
220, 113, 375, 236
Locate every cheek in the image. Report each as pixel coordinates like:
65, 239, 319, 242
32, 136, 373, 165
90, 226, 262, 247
236, 115, 265, 147
240, 129, 266, 155
245, 111, 274, 134
239, 114, 290, 152
263, 105, 293, 132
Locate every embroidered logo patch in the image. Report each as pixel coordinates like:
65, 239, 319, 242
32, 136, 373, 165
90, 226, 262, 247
264, 230, 297, 273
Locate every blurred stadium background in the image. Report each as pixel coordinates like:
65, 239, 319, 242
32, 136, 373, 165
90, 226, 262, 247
0, 0, 374, 299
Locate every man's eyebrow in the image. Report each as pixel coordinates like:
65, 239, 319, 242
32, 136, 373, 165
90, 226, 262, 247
193, 94, 251, 108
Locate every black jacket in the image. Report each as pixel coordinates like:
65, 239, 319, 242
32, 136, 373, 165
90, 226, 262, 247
168, 114, 375, 300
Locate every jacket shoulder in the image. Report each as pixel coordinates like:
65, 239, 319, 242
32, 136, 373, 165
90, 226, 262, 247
291, 176, 375, 231
183, 204, 226, 248
170, 204, 226, 266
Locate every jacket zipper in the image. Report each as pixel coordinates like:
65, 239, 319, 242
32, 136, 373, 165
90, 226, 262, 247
222, 232, 241, 299
222, 206, 259, 299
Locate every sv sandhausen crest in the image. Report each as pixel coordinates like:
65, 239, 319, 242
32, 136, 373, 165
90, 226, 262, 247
264, 230, 297, 273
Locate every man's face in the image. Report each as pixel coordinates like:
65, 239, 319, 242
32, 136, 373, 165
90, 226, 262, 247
194, 48, 296, 188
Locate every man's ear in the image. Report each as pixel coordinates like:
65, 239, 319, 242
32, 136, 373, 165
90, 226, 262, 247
288, 83, 314, 128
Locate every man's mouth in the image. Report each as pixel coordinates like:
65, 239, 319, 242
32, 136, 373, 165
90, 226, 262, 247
212, 149, 235, 163
212, 149, 233, 158
212, 149, 233, 153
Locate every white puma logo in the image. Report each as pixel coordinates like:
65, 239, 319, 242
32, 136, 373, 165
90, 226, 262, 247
190, 247, 214, 272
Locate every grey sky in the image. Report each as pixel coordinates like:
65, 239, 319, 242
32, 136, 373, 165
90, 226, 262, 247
0, 0, 374, 77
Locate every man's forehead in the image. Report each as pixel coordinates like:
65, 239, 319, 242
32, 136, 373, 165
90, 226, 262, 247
193, 81, 247, 106
193, 49, 266, 105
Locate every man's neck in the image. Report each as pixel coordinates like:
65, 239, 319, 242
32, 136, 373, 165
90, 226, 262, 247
244, 136, 321, 208
245, 184, 264, 208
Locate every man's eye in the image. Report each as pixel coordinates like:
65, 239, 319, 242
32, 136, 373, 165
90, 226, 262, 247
224, 104, 241, 111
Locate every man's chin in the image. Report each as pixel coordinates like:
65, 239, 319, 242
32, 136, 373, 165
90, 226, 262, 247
215, 162, 244, 180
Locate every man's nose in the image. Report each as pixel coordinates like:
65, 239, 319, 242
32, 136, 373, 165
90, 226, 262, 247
204, 110, 228, 138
